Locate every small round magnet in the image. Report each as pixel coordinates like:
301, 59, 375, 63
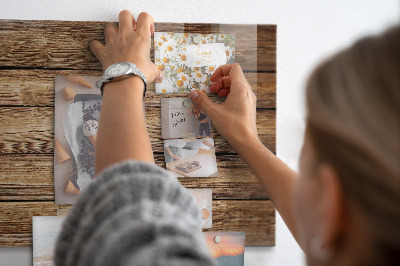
214, 235, 222, 244
192, 35, 201, 44
183, 98, 191, 107
96, 80, 102, 88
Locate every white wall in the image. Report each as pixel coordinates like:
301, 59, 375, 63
0, 1, 398, 265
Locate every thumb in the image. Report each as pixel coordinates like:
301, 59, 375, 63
189, 90, 215, 115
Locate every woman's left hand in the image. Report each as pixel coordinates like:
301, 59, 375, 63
90, 10, 163, 83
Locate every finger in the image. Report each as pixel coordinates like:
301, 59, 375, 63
89, 40, 105, 61
217, 88, 230, 97
118, 10, 134, 35
136, 12, 154, 37
189, 90, 216, 118
210, 63, 243, 83
154, 70, 164, 83
104, 23, 118, 44
209, 76, 231, 93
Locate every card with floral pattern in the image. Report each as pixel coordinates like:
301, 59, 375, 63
154, 32, 235, 93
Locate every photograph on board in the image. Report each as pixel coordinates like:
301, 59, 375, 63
204, 231, 246, 266
164, 138, 217, 177
161, 97, 211, 139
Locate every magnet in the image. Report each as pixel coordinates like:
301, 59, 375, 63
193, 35, 201, 44
214, 235, 221, 244
183, 98, 191, 107
96, 80, 102, 88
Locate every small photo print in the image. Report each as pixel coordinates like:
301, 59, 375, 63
33, 216, 65, 266
189, 188, 212, 228
203, 231, 246, 266
54, 75, 102, 204
161, 97, 211, 139
154, 32, 235, 94
164, 138, 218, 177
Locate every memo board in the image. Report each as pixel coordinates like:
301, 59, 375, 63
0, 20, 276, 247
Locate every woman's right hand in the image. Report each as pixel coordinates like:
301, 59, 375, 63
189, 63, 258, 148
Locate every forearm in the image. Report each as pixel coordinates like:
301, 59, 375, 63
232, 137, 298, 240
166, 147, 174, 157
95, 77, 154, 175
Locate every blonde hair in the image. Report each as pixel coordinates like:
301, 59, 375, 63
305, 26, 400, 264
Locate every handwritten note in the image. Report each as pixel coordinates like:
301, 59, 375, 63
184, 43, 226, 67
161, 98, 212, 139
171, 111, 186, 128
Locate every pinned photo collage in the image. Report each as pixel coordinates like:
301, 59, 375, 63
47, 31, 245, 263
156, 31, 237, 235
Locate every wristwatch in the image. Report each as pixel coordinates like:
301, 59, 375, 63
96, 62, 148, 97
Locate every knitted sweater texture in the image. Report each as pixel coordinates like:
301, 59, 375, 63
55, 160, 217, 266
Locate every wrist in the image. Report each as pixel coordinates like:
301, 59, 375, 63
100, 62, 148, 97
230, 132, 263, 153
102, 76, 145, 98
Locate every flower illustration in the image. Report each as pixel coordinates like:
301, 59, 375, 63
154, 32, 235, 93
194, 71, 207, 83
225, 46, 233, 62
205, 65, 217, 75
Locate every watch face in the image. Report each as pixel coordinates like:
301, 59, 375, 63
106, 62, 131, 77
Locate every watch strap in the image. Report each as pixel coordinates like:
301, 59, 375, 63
98, 62, 148, 98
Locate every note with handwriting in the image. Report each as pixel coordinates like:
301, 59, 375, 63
161, 97, 212, 139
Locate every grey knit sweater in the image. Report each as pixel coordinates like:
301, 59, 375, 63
55, 160, 217, 266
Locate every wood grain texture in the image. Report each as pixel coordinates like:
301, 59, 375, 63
0, 107, 275, 154
0, 70, 276, 108
0, 154, 268, 201
0, 20, 275, 72
0, 200, 275, 247
0, 19, 276, 247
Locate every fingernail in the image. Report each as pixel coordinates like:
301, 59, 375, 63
190, 90, 199, 100
156, 71, 164, 83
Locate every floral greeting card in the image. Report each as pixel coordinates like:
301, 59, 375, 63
154, 32, 235, 93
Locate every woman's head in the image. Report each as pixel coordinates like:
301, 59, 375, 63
192, 107, 200, 115
294, 25, 400, 265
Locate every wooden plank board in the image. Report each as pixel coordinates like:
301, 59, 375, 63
0, 200, 275, 247
0, 20, 276, 72
0, 19, 276, 248
0, 107, 276, 154
0, 70, 276, 108
0, 154, 268, 201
